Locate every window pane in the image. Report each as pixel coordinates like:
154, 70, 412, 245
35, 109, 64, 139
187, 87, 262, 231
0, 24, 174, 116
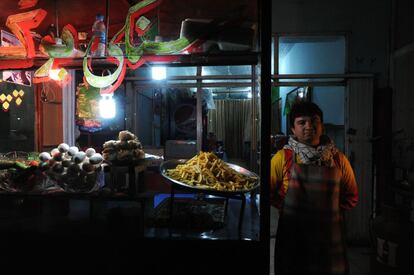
279, 36, 346, 74
278, 78, 344, 83
203, 79, 251, 84
167, 67, 197, 76
312, 86, 344, 125
202, 65, 251, 76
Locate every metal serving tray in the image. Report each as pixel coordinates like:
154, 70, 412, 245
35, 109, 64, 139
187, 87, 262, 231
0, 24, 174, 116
160, 159, 260, 195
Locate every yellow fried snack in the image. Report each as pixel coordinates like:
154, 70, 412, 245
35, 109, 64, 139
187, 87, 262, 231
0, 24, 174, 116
165, 152, 258, 192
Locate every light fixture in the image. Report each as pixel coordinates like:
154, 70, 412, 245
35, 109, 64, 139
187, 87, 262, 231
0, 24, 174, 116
152, 66, 166, 80
49, 68, 67, 81
0, 89, 24, 111
247, 92, 252, 99
49, 69, 60, 80
2, 101, 9, 111
15, 97, 22, 106
99, 93, 116, 119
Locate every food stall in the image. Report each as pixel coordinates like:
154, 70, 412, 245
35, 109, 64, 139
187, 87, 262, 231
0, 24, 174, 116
0, 0, 271, 273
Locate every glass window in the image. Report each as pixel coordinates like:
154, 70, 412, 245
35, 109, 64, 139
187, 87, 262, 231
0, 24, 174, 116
276, 85, 345, 152
202, 65, 251, 76
278, 35, 346, 74
167, 67, 197, 77
203, 79, 251, 84
208, 87, 254, 171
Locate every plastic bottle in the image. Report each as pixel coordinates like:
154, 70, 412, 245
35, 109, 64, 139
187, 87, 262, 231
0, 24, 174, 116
91, 14, 106, 57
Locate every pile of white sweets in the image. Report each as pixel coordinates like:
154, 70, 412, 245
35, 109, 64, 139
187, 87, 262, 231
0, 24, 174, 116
38, 143, 104, 191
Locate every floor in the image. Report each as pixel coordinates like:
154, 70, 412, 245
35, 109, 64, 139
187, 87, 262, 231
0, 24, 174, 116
269, 206, 372, 275
0, 195, 374, 274
347, 246, 372, 275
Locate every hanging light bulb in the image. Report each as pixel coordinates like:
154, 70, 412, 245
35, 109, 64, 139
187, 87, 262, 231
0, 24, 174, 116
99, 93, 116, 119
152, 66, 166, 80
49, 69, 61, 80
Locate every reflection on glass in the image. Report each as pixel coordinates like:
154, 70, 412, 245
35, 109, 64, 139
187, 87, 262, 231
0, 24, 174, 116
167, 67, 197, 77
202, 65, 251, 76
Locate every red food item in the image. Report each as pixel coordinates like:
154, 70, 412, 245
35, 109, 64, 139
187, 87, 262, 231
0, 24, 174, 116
29, 160, 39, 166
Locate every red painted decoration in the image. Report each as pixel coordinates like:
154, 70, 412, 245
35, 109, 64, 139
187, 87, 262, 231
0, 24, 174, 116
0, 9, 47, 69
18, 0, 39, 10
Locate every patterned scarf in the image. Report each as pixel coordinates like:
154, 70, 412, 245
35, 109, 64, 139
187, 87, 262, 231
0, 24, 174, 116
283, 135, 338, 167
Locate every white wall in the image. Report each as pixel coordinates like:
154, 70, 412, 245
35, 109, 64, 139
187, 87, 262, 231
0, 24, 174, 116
278, 40, 345, 133
279, 86, 344, 134
273, 0, 391, 87
280, 40, 345, 74
312, 87, 344, 125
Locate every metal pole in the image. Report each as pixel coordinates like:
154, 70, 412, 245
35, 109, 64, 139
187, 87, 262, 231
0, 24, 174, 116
55, 0, 59, 37
196, 66, 203, 152
251, 65, 257, 171
106, 0, 110, 51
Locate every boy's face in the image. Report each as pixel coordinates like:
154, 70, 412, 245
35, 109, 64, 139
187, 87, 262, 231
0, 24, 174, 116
291, 114, 323, 146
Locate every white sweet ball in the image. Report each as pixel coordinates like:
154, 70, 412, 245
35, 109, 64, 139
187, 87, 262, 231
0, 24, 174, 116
50, 148, 60, 157
39, 152, 52, 162
58, 143, 70, 153
85, 148, 96, 158
73, 151, 86, 164
89, 153, 103, 165
68, 146, 79, 156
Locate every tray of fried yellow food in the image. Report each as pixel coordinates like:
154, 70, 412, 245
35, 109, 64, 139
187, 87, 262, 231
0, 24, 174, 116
160, 152, 259, 194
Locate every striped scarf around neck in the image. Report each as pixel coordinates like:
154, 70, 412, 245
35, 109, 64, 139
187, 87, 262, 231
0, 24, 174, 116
283, 135, 338, 167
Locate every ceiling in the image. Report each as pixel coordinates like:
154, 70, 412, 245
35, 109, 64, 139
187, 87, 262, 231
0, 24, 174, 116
0, 0, 257, 41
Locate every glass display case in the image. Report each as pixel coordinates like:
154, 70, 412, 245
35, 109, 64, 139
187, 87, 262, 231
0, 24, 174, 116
0, 0, 271, 273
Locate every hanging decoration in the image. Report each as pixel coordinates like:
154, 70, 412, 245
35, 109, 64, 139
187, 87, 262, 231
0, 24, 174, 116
82, 0, 195, 96
79, 0, 198, 118
75, 83, 103, 132
0, 0, 211, 93
33, 24, 78, 83
39, 24, 78, 58
0, 8, 46, 68
2, 70, 32, 86
18, 0, 39, 10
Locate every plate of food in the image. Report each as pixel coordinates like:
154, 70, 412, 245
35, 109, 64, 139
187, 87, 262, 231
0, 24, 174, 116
160, 152, 259, 195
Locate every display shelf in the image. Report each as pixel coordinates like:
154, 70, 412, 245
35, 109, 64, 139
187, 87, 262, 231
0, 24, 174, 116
0, 190, 148, 201
26, 52, 260, 70
0, 0, 268, 272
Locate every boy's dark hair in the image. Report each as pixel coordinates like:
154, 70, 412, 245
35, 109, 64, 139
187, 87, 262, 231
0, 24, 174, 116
289, 101, 323, 126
